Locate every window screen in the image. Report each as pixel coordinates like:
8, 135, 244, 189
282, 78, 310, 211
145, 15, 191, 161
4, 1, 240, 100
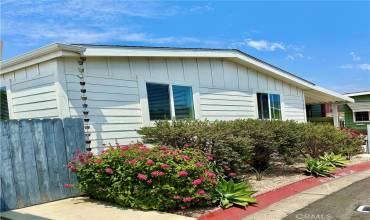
146, 83, 171, 120
172, 85, 194, 119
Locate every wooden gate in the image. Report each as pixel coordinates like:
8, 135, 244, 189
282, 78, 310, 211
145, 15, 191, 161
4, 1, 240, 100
0, 118, 85, 211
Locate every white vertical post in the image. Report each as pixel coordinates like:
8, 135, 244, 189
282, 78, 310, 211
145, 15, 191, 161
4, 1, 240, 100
332, 103, 339, 128
367, 124, 370, 154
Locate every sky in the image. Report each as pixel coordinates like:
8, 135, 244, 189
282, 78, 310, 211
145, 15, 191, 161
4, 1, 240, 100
1, 0, 370, 93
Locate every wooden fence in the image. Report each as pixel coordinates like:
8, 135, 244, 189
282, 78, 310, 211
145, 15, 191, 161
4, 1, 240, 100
0, 118, 85, 211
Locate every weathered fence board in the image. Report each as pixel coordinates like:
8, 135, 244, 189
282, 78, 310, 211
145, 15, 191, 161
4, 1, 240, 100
0, 118, 85, 212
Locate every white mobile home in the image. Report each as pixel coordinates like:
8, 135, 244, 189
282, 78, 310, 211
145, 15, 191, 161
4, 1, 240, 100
0, 44, 353, 149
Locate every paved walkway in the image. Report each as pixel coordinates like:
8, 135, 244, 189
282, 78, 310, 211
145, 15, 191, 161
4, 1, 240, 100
1, 197, 194, 220
244, 169, 370, 220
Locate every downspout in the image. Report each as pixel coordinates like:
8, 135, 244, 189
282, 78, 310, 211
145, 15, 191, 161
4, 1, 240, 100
76, 51, 91, 151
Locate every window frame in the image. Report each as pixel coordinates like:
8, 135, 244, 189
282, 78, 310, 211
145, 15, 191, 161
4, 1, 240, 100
146, 82, 195, 121
353, 111, 370, 123
256, 92, 283, 120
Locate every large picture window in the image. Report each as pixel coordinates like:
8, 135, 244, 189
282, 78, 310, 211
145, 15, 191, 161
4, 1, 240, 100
354, 111, 369, 122
146, 83, 194, 120
257, 93, 281, 120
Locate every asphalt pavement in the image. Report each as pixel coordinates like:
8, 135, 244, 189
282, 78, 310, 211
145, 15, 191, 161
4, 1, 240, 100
284, 177, 370, 220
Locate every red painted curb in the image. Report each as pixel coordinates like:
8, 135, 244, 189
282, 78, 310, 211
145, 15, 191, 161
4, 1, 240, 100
198, 161, 370, 220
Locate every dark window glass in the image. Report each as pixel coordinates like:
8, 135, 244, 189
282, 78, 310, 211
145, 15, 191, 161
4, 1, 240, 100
172, 85, 194, 119
146, 83, 171, 120
355, 112, 369, 122
0, 87, 9, 120
269, 94, 281, 120
257, 93, 269, 119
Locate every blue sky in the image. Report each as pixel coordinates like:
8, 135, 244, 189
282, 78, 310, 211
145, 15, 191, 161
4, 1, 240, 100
1, 0, 370, 93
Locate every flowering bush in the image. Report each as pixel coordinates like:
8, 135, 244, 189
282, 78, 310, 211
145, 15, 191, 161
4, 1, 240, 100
68, 143, 219, 210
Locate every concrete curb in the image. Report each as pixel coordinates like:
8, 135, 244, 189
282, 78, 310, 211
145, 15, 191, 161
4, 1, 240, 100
198, 161, 370, 220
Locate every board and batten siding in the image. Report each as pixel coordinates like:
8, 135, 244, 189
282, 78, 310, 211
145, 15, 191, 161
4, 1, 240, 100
1, 60, 60, 119
61, 57, 306, 149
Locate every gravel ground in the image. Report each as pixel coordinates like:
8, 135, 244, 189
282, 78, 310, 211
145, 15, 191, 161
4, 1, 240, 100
174, 154, 370, 218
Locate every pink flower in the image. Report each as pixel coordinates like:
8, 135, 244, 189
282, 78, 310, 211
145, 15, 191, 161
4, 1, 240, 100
137, 173, 148, 181
195, 162, 203, 167
161, 163, 170, 169
196, 189, 206, 195
178, 170, 188, 177
205, 170, 216, 178
105, 168, 113, 175
228, 172, 236, 177
206, 154, 213, 161
120, 146, 129, 151
173, 195, 181, 200
182, 197, 193, 203
183, 143, 192, 148
181, 206, 187, 210
146, 179, 152, 185
159, 145, 168, 151
181, 155, 191, 161
151, 171, 165, 177
192, 179, 202, 185
129, 159, 137, 165
146, 159, 155, 166
95, 159, 103, 164
63, 183, 74, 188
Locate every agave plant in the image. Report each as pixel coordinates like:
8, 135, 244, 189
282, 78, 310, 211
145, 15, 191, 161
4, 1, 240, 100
320, 152, 348, 168
305, 158, 335, 177
214, 178, 257, 208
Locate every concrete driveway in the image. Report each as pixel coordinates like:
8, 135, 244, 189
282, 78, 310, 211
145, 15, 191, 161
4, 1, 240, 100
0, 197, 194, 220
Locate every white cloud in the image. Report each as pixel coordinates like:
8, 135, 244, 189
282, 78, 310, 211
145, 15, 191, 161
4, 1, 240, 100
245, 39, 285, 51
358, 63, 370, 71
349, 51, 361, 61
287, 53, 304, 60
339, 63, 370, 71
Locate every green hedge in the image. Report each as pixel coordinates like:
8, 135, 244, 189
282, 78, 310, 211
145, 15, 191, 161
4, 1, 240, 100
138, 119, 363, 173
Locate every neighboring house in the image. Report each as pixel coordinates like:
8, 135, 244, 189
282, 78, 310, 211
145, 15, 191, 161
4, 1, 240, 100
0, 43, 353, 150
343, 91, 370, 131
306, 103, 342, 125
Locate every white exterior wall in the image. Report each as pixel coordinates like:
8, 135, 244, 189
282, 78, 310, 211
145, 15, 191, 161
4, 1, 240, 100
1, 60, 60, 119
2, 56, 306, 149
60, 57, 306, 148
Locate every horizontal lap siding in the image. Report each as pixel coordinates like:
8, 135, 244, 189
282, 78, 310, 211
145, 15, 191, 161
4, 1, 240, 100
64, 58, 143, 148
5, 60, 59, 119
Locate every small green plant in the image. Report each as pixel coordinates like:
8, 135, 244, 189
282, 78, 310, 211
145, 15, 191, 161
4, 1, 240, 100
320, 152, 348, 168
251, 167, 270, 181
305, 158, 335, 177
214, 178, 257, 208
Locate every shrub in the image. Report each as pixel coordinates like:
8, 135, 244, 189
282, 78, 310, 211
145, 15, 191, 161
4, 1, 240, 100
300, 123, 363, 159
214, 178, 256, 208
305, 158, 334, 177
320, 152, 348, 168
68, 143, 220, 211
139, 120, 253, 176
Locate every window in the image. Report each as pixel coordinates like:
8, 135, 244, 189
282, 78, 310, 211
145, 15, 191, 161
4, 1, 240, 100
0, 87, 9, 120
146, 83, 194, 120
172, 85, 194, 119
146, 83, 171, 120
257, 93, 281, 120
354, 111, 369, 122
